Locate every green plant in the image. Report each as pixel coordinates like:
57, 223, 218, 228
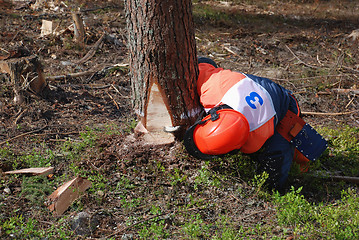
0, 147, 17, 169
125, 119, 138, 133
42, 216, 73, 239
61, 128, 98, 159
138, 219, 169, 240
20, 175, 54, 204
318, 126, 359, 175
169, 168, 187, 186
194, 162, 221, 190
19, 148, 55, 168
273, 186, 359, 239
1, 215, 42, 239
251, 171, 270, 198
211, 215, 239, 240
273, 186, 313, 226
182, 213, 211, 239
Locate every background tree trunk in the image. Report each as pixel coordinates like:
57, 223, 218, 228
125, 0, 200, 139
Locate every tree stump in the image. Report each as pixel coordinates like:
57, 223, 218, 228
0, 55, 47, 104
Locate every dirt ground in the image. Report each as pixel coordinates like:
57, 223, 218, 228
0, 0, 358, 238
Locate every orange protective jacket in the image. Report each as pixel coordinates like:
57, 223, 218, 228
197, 63, 292, 154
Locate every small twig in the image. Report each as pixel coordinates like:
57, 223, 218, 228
86, 159, 101, 171
336, 76, 343, 101
309, 172, 359, 185
76, 33, 106, 64
0, 126, 47, 146
301, 109, 359, 116
329, 175, 359, 184
80, 5, 120, 13
14, 108, 27, 125
316, 88, 359, 96
345, 96, 355, 109
33, 131, 80, 137
272, 73, 358, 82
38, 220, 54, 226
46, 70, 96, 81
223, 46, 239, 56
0, 47, 10, 54
106, 206, 205, 238
285, 45, 319, 69
316, 54, 324, 66
238, 209, 273, 221
341, 65, 359, 74
332, 88, 359, 95
106, 211, 173, 238
106, 91, 120, 110
111, 84, 130, 98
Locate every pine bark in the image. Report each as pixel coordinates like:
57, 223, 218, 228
125, 0, 200, 139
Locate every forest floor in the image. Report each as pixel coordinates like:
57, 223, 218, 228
0, 0, 359, 239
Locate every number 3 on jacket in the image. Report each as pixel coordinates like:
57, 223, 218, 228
245, 92, 263, 109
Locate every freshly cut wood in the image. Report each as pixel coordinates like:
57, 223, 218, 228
135, 83, 175, 145
40, 20, 53, 37
134, 121, 148, 134
5, 167, 54, 176
47, 177, 91, 215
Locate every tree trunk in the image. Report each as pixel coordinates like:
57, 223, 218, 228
125, 0, 200, 140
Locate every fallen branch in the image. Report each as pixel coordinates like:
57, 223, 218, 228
310, 172, 359, 185
301, 109, 359, 116
332, 88, 359, 94
14, 108, 27, 125
106, 91, 120, 110
76, 33, 105, 64
273, 73, 358, 82
46, 70, 96, 81
316, 88, 359, 96
238, 209, 273, 222
0, 126, 47, 146
46, 64, 128, 82
341, 65, 359, 74
330, 175, 359, 184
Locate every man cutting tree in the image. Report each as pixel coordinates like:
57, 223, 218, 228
184, 57, 327, 189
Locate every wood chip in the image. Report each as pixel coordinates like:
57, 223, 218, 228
5, 167, 54, 176
47, 176, 91, 215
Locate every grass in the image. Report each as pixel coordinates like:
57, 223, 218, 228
1, 124, 358, 239
273, 187, 359, 239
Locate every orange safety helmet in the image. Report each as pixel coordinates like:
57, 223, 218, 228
184, 104, 250, 159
